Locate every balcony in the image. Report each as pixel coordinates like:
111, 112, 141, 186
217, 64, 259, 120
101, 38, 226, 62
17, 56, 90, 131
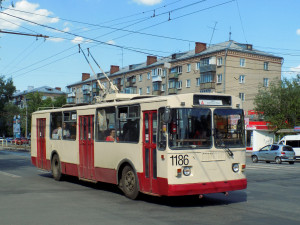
67, 98, 75, 104
152, 90, 161, 96
199, 64, 216, 73
83, 89, 90, 95
168, 72, 179, 79
67, 92, 76, 97
168, 88, 177, 94
152, 75, 162, 82
200, 82, 216, 89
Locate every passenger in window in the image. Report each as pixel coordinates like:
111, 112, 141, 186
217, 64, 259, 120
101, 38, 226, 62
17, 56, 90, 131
52, 123, 62, 139
123, 119, 138, 142
106, 129, 118, 142
63, 122, 71, 139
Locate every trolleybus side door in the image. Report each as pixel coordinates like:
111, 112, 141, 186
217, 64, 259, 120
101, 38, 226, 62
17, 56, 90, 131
79, 115, 95, 181
142, 111, 158, 194
36, 118, 47, 169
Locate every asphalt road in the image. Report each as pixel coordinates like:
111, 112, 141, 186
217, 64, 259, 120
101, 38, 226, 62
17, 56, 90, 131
0, 150, 300, 225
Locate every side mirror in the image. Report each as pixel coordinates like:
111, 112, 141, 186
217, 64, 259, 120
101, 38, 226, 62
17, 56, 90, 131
162, 107, 171, 123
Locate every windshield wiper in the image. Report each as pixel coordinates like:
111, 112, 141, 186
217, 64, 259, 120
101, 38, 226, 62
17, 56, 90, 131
220, 142, 234, 158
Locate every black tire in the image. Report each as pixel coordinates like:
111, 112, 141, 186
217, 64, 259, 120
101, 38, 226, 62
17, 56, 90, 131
121, 165, 139, 200
289, 161, 295, 165
252, 155, 258, 163
51, 154, 62, 181
275, 157, 282, 164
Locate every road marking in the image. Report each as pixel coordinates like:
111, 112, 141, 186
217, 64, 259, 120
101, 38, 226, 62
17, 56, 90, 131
0, 171, 21, 178
246, 164, 298, 170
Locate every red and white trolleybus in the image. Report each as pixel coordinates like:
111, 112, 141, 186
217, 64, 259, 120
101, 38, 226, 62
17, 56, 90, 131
31, 93, 247, 199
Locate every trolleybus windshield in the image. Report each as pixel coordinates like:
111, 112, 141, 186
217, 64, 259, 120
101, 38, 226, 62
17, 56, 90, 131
166, 108, 212, 149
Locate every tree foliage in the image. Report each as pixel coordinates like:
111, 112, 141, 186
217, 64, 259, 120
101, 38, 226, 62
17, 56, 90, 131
0, 76, 16, 136
20, 92, 66, 136
254, 76, 300, 131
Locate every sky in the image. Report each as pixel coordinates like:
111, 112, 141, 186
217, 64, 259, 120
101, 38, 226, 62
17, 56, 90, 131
0, 0, 299, 92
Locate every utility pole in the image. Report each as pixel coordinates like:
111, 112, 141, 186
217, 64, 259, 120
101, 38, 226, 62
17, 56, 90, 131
0, 30, 49, 39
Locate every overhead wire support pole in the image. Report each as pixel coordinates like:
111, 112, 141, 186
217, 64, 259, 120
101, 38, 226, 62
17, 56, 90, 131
0, 30, 49, 39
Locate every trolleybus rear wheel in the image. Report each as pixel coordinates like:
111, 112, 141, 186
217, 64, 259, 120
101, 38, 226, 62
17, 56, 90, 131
51, 154, 62, 181
121, 165, 139, 200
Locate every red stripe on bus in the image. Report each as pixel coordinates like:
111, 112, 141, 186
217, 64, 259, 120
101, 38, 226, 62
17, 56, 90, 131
157, 178, 247, 196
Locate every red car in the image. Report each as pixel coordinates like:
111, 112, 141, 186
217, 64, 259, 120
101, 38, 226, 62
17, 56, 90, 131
12, 138, 29, 145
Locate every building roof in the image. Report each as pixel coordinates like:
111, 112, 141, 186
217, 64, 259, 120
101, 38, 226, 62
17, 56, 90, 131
66, 40, 283, 88
13, 86, 66, 97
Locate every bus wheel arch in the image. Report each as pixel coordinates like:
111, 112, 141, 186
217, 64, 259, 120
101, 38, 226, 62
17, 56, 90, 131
51, 151, 62, 181
117, 160, 140, 200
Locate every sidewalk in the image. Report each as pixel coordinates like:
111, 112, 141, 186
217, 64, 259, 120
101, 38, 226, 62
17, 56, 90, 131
0, 144, 31, 152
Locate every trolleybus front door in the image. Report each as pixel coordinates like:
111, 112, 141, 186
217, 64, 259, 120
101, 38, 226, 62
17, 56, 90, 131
142, 111, 158, 194
37, 118, 47, 169
79, 115, 95, 181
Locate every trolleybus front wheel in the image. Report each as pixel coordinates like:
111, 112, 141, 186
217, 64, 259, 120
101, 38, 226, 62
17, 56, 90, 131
51, 154, 62, 181
121, 165, 139, 200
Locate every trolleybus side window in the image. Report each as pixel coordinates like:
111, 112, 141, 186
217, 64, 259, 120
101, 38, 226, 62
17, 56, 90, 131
96, 107, 116, 142
63, 111, 77, 140
50, 112, 62, 140
158, 108, 167, 150
117, 105, 140, 143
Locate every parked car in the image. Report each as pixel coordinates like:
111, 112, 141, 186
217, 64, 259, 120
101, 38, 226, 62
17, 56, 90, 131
251, 144, 296, 164
12, 138, 29, 145
6, 137, 13, 143
20, 137, 29, 144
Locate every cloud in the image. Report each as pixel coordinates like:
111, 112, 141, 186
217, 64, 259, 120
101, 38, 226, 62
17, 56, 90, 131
132, 0, 162, 6
291, 65, 300, 73
297, 29, 300, 36
48, 37, 64, 42
0, 0, 59, 30
71, 36, 84, 44
106, 40, 116, 45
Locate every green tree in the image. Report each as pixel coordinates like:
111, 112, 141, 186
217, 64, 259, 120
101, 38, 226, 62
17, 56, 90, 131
3, 103, 20, 137
0, 76, 16, 136
254, 76, 300, 131
21, 93, 66, 136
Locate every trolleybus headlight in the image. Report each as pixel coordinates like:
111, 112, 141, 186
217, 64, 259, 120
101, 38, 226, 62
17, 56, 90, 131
232, 163, 239, 173
183, 166, 191, 176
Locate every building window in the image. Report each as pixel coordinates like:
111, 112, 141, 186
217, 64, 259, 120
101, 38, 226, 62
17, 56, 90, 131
161, 84, 165, 91
263, 78, 269, 87
162, 69, 167, 77
186, 79, 191, 88
239, 75, 245, 84
239, 93, 245, 101
196, 78, 200, 86
217, 74, 222, 84
200, 73, 213, 83
139, 74, 142, 82
153, 82, 160, 91
177, 81, 182, 89
200, 58, 210, 66
196, 62, 200, 70
217, 57, 223, 66
264, 62, 269, 71
147, 73, 150, 80
178, 66, 182, 74
240, 58, 246, 67
168, 80, 175, 89
139, 88, 142, 94
187, 64, 191, 73
147, 86, 150, 94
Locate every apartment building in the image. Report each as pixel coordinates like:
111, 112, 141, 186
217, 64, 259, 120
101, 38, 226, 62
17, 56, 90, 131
66, 40, 283, 113
12, 86, 66, 108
